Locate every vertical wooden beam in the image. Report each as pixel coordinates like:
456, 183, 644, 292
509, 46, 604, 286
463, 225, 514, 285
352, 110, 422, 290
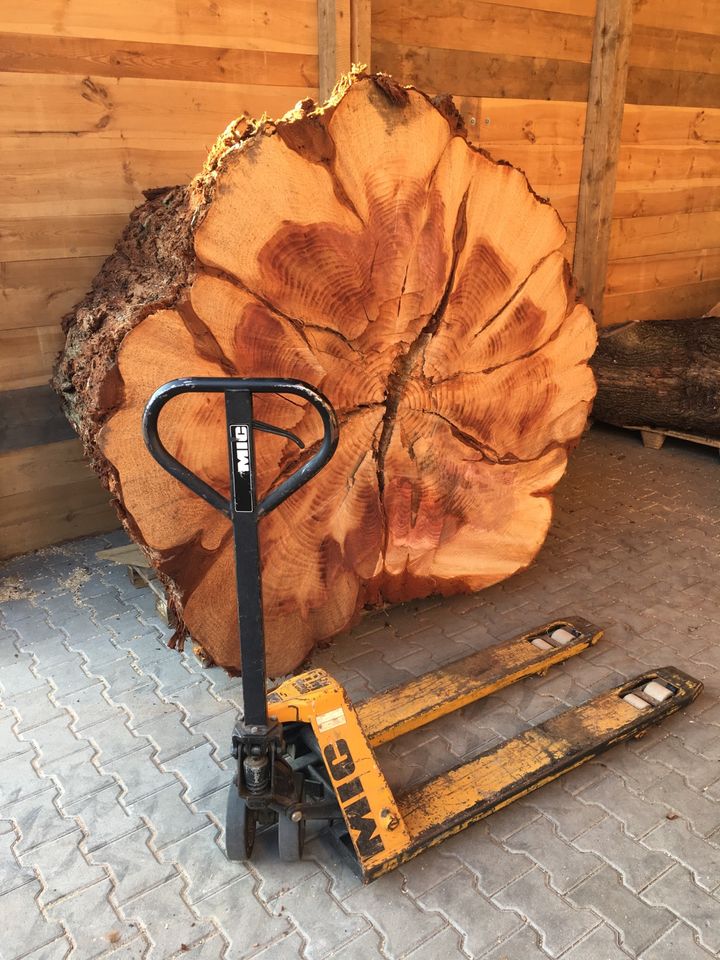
318, 0, 352, 102
573, 0, 633, 323
351, 0, 372, 69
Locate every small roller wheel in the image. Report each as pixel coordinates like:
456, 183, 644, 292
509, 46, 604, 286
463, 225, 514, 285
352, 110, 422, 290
225, 780, 256, 861
278, 810, 305, 862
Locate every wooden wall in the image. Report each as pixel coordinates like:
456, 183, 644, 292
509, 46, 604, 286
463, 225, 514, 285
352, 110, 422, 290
372, 0, 720, 325
0, 1, 318, 559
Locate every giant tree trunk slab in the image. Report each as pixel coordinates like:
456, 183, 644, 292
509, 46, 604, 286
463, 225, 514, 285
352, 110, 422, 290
54, 72, 596, 676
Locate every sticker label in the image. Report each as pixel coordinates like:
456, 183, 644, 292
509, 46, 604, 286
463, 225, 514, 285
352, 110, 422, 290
316, 707, 346, 732
230, 423, 254, 513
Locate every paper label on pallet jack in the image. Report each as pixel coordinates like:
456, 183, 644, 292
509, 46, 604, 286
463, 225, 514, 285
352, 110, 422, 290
230, 424, 254, 513
316, 707, 346, 732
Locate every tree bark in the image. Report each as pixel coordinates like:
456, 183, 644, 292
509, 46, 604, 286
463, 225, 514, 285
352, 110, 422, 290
591, 318, 720, 437
54, 72, 596, 676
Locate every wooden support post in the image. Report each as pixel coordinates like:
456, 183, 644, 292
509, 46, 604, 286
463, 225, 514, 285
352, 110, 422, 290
318, 0, 352, 101
573, 0, 633, 323
351, 0, 372, 69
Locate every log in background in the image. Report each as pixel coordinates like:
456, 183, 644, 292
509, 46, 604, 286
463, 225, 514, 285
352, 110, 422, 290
55, 72, 597, 675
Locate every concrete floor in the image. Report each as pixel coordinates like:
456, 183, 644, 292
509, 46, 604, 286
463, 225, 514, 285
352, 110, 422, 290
1, 424, 719, 960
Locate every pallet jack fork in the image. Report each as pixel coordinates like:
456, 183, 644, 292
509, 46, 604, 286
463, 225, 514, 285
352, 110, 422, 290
144, 377, 702, 882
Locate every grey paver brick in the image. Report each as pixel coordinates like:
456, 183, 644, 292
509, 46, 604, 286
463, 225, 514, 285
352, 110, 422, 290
1, 880, 66, 958
640, 921, 718, 960
93, 826, 176, 903
435, 826, 534, 896
643, 771, 720, 837
190, 710, 236, 763
0, 748, 51, 805
23, 828, 107, 906
13, 685, 64, 732
64, 783, 142, 852
162, 743, 232, 804
561, 922, 630, 960
418, 867, 523, 958
480, 925, 549, 960
161, 822, 248, 903
192, 874, 290, 959
125, 876, 218, 955
7, 787, 78, 854
642, 819, 720, 892
54, 684, 125, 732
525, 779, 607, 841
0, 657, 46, 697
273, 871, 370, 960
85, 715, 147, 764
504, 816, 602, 894
401, 925, 466, 960
343, 870, 445, 958
19, 715, 91, 763
577, 772, 667, 838
126, 781, 209, 851
398, 846, 459, 898
134, 712, 205, 763
642, 865, 720, 953
102, 745, 174, 804
492, 866, 599, 957
44, 745, 116, 805
569, 865, 674, 955
47, 877, 139, 957
574, 815, 672, 892
643, 736, 720, 792
22, 937, 73, 960
0, 827, 36, 894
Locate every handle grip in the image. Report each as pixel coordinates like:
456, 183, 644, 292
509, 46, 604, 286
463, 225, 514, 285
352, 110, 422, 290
142, 377, 339, 518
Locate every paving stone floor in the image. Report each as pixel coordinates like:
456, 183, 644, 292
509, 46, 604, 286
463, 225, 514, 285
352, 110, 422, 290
1, 424, 719, 960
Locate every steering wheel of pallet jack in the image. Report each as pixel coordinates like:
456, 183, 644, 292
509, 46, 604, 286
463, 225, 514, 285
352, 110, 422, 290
225, 779, 256, 860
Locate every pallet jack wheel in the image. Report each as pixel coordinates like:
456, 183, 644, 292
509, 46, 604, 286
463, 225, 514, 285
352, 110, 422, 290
225, 780, 256, 861
278, 810, 305, 862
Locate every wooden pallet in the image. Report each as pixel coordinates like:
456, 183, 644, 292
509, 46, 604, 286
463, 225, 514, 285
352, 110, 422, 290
625, 425, 720, 456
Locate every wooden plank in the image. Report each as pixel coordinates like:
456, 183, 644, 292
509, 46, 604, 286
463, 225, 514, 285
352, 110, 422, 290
469, 98, 586, 145
612, 182, 720, 218
615, 144, 720, 184
606, 248, 720, 296
0, 214, 125, 262
609, 212, 720, 260
372, 40, 590, 102
0, 384, 74, 452
456, 0, 595, 13
621, 103, 720, 145
0, 324, 64, 390
351, 0, 372, 67
318, 0, 352, 101
372, 0, 594, 64
1, 257, 104, 329
602, 277, 720, 325
0, 135, 206, 219
0, 439, 118, 559
0, 32, 318, 87
573, 0, 633, 320
630, 24, 720, 77
632, 0, 718, 39
0, 1, 318, 54
626, 64, 720, 108
0, 73, 314, 137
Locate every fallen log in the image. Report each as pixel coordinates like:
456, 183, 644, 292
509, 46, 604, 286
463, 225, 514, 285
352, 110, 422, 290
591, 318, 720, 438
54, 72, 596, 675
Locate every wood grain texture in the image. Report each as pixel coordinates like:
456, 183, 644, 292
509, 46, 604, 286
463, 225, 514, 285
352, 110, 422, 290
0, 33, 318, 86
631, 0, 718, 38
603, 278, 720, 325
372, 0, 594, 64
0, 214, 127, 262
609, 211, 720, 259
573, 0, 633, 320
1, 257, 106, 331
372, 39, 591, 103
0, 325, 64, 390
606, 248, 720, 295
318, 0, 351, 100
351, 0, 372, 67
0, 0, 318, 52
0, 439, 118, 559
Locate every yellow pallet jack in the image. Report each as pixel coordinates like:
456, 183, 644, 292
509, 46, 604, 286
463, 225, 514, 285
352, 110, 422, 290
144, 377, 703, 882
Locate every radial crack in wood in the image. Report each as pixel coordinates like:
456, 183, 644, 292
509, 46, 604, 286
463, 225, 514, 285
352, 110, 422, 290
54, 71, 596, 675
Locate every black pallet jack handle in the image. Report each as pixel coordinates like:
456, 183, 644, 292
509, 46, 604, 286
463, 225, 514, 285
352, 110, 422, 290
143, 377, 339, 729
